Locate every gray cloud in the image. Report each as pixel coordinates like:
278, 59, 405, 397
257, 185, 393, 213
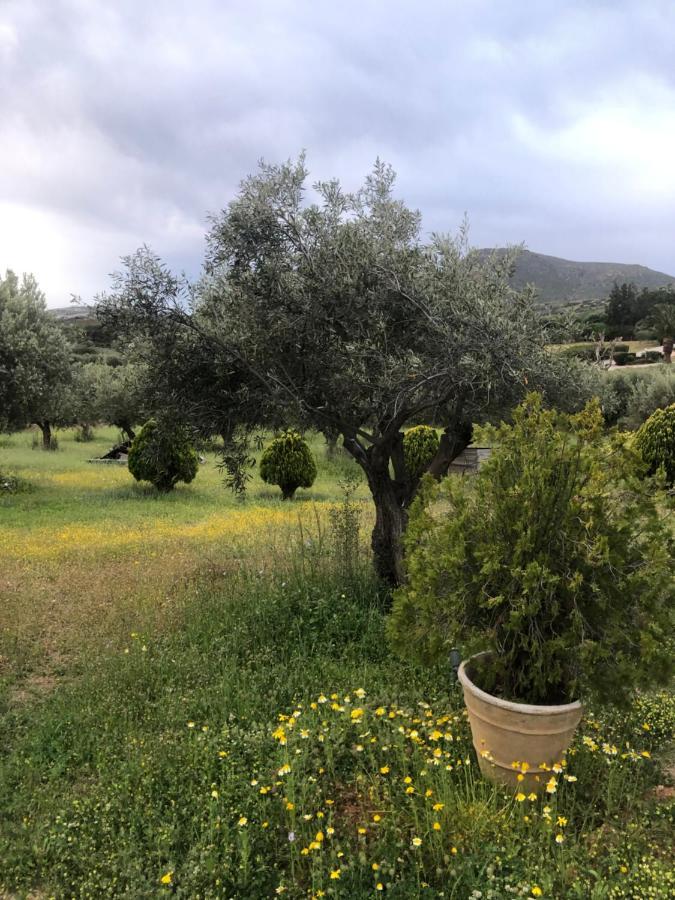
1, 0, 674, 304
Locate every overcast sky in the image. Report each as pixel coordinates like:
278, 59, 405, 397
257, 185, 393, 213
1, 0, 674, 306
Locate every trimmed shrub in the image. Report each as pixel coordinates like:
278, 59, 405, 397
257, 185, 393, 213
613, 351, 634, 366
128, 419, 198, 492
403, 425, 440, 480
259, 430, 317, 500
634, 402, 675, 485
389, 394, 674, 706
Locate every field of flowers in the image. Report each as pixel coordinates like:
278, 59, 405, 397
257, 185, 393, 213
0, 429, 673, 898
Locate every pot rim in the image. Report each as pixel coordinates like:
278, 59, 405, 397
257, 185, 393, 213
458, 652, 582, 716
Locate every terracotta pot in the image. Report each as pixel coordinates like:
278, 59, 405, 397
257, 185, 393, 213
458, 654, 582, 791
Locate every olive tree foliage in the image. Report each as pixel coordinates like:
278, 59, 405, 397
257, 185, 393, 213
100, 157, 599, 585
72, 361, 149, 441
0, 270, 72, 448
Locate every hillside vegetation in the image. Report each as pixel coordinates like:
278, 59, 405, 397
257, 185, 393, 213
482, 249, 674, 305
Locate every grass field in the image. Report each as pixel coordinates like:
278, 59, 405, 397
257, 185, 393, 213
0, 427, 370, 687
0, 431, 673, 898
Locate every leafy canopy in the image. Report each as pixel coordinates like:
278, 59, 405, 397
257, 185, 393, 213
0, 270, 72, 432
388, 394, 674, 706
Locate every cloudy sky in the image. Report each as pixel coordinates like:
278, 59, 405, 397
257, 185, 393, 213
1, 0, 674, 306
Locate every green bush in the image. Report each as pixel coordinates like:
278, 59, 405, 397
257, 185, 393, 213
128, 419, 198, 492
612, 351, 634, 366
634, 402, 675, 485
624, 368, 675, 428
403, 425, 440, 480
259, 430, 317, 499
389, 394, 674, 706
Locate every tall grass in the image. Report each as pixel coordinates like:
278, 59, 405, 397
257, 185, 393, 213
1, 565, 673, 898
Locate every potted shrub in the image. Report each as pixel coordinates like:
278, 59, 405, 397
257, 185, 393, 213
389, 394, 673, 790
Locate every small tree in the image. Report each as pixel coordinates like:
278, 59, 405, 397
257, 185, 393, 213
634, 402, 675, 485
389, 394, 674, 706
128, 419, 198, 492
0, 270, 73, 447
259, 430, 317, 499
74, 361, 148, 441
403, 426, 440, 480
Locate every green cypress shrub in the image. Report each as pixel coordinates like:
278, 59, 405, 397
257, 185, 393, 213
403, 426, 440, 480
388, 394, 674, 706
634, 402, 675, 485
128, 419, 198, 492
259, 430, 317, 500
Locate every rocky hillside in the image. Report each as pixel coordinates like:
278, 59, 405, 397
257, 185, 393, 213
482, 249, 675, 305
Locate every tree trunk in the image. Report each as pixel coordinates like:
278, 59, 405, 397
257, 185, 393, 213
343, 421, 473, 589
369, 470, 407, 586
38, 421, 52, 450
281, 484, 297, 500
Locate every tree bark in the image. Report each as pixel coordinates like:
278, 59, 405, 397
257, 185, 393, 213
38, 421, 52, 450
343, 422, 473, 589
368, 467, 408, 586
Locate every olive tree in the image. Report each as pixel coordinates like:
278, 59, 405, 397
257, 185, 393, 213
0, 270, 72, 447
72, 361, 149, 441
101, 158, 597, 584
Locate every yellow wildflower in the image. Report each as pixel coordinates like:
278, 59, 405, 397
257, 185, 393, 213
237, 816, 248, 827
516, 792, 526, 802
330, 869, 341, 879
432, 821, 441, 831
531, 888, 542, 898
380, 766, 390, 775
412, 836, 422, 847
160, 871, 173, 885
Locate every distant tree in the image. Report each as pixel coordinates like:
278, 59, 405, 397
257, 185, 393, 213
0, 270, 72, 447
73, 361, 149, 441
605, 282, 638, 336
101, 158, 599, 585
639, 303, 675, 343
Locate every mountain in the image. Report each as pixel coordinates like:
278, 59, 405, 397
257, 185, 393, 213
481, 249, 675, 305
48, 304, 97, 323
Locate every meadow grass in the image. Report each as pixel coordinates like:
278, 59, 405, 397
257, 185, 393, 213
0, 430, 673, 898
0, 427, 370, 684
